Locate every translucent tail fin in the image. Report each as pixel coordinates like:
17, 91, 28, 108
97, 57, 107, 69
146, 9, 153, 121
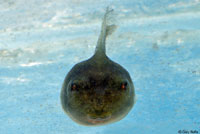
94, 7, 117, 56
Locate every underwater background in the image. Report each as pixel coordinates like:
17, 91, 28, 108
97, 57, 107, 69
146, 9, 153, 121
0, 0, 200, 134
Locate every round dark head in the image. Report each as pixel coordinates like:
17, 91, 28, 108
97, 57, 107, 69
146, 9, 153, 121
61, 56, 135, 126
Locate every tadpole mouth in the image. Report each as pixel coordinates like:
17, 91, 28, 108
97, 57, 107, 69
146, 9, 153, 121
87, 115, 111, 124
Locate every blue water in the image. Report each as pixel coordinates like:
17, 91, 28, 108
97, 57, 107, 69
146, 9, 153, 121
0, 0, 200, 134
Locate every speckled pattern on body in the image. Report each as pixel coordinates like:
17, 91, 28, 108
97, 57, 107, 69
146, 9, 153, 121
0, 0, 200, 134
61, 8, 135, 126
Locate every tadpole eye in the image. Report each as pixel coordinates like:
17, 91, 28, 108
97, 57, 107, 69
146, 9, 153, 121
121, 82, 127, 90
71, 83, 77, 91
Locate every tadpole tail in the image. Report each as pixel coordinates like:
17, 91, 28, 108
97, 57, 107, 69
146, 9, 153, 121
94, 7, 117, 57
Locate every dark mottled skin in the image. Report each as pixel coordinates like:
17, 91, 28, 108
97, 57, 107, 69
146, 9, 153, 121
60, 8, 135, 126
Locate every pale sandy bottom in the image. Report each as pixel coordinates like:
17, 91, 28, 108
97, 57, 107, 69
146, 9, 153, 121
0, 0, 200, 134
